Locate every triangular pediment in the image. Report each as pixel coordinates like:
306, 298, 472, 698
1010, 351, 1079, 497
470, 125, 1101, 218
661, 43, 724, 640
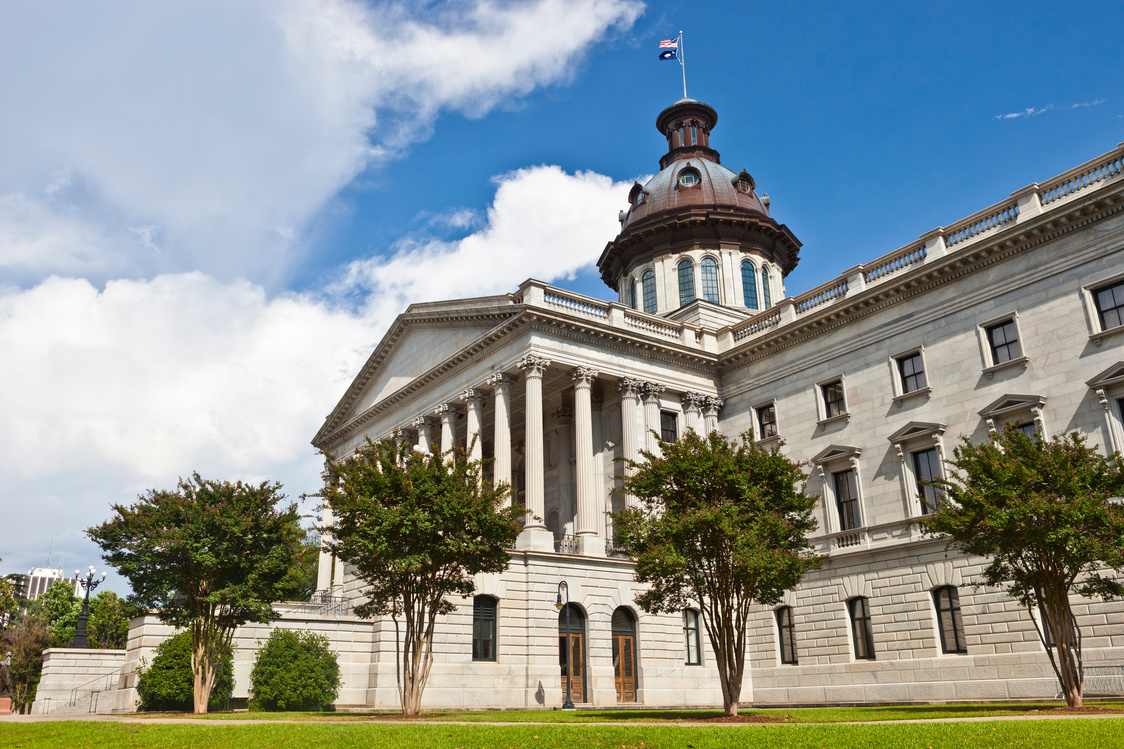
887, 421, 946, 444
812, 444, 862, 464
978, 394, 1047, 419
1087, 361, 1124, 389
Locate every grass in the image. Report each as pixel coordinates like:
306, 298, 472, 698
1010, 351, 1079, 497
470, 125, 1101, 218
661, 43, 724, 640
3, 719, 1124, 749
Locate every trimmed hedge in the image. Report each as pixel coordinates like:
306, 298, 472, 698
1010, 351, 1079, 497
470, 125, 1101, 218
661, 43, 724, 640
136, 631, 234, 711
249, 629, 340, 711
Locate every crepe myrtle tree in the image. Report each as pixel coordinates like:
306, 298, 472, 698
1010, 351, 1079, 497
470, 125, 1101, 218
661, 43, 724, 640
614, 430, 822, 717
88, 473, 303, 714
324, 436, 522, 716
923, 425, 1124, 707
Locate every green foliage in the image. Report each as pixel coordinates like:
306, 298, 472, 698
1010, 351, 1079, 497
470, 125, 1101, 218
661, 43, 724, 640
32, 579, 81, 645
925, 425, 1124, 707
87, 591, 132, 650
0, 614, 51, 712
615, 430, 822, 716
136, 631, 234, 712
88, 472, 301, 713
326, 437, 522, 715
279, 530, 322, 602
248, 629, 340, 711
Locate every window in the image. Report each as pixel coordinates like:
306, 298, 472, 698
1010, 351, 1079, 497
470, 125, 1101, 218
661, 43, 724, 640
834, 469, 861, 531
741, 261, 758, 309
912, 448, 942, 514
642, 270, 657, 314
761, 268, 772, 309
986, 320, 1022, 364
897, 352, 927, 394
660, 410, 678, 442
822, 380, 846, 418
473, 595, 497, 661
700, 257, 720, 303
678, 169, 700, 188
849, 597, 875, 660
933, 587, 966, 654
677, 126, 684, 147
1017, 421, 1039, 438
776, 606, 797, 665
737, 177, 752, 194
678, 260, 695, 306
1095, 279, 1124, 331
690, 124, 698, 145
683, 609, 701, 665
757, 403, 777, 438
629, 278, 638, 310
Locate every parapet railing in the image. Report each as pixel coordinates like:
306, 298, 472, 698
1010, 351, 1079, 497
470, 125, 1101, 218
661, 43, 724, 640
1083, 664, 1124, 696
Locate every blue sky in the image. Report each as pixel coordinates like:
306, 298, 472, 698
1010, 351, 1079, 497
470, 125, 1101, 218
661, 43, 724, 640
1, 0, 1121, 592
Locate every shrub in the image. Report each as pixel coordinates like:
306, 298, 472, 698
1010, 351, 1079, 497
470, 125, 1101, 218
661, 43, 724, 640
136, 631, 234, 711
249, 629, 340, 711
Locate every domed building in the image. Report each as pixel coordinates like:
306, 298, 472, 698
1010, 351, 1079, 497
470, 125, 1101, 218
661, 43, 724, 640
41, 99, 1124, 714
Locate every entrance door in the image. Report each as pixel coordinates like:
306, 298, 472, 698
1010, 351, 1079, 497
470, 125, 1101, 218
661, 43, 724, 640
612, 607, 638, 703
559, 632, 584, 702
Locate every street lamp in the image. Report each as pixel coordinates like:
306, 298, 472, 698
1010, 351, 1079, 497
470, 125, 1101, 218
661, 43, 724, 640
554, 581, 575, 710
70, 566, 107, 649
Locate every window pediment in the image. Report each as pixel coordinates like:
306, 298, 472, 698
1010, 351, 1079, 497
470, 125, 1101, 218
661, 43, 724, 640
812, 444, 862, 465
978, 394, 1047, 419
887, 421, 946, 444
1087, 361, 1124, 389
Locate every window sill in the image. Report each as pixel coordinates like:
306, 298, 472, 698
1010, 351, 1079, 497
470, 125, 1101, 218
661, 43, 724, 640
755, 434, 782, 449
1090, 326, 1124, 349
982, 355, 1029, 380
892, 386, 932, 408
817, 413, 850, 431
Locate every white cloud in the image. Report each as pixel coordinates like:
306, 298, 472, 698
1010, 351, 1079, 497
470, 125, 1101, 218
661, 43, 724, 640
995, 104, 1054, 120
0, 0, 642, 286
1072, 99, 1106, 109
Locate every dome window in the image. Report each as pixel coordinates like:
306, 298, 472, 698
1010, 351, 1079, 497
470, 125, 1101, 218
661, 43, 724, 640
732, 169, 756, 194
737, 178, 752, 194
628, 182, 647, 207
678, 168, 701, 188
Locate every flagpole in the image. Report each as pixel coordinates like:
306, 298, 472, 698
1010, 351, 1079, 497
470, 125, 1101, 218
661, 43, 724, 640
679, 30, 687, 99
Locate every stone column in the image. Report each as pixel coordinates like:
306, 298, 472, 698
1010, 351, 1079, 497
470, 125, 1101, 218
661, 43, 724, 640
516, 355, 554, 550
412, 418, 431, 454
316, 461, 335, 592
681, 392, 705, 434
641, 382, 665, 455
703, 396, 724, 435
487, 373, 515, 496
461, 388, 486, 465
552, 406, 574, 539
435, 403, 457, 454
572, 367, 604, 556
616, 378, 643, 508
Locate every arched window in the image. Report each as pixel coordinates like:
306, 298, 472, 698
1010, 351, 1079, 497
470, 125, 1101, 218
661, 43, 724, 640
683, 609, 701, 665
473, 595, 497, 661
558, 604, 587, 702
701, 257, 720, 303
849, 597, 875, 660
641, 270, 657, 314
741, 261, 758, 309
933, 587, 966, 654
776, 606, 797, 664
761, 267, 772, 309
630, 278, 639, 310
678, 259, 695, 307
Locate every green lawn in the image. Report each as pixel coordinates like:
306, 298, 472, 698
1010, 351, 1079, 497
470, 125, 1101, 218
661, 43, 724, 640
3, 719, 1124, 749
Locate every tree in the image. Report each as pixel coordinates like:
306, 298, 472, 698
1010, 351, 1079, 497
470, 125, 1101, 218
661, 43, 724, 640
88, 473, 303, 713
136, 631, 234, 711
923, 426, 1124, 707
326, 437, 522, 715
614, 430, 823, 716
0, 615, 51, 713
32, 579, 81, 645
249, 628, 340, 711
0, 560, 20, 628
87, 591, 132, 650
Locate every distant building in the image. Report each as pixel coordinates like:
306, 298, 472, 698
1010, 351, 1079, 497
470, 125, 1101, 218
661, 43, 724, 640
25, 568, 81, 601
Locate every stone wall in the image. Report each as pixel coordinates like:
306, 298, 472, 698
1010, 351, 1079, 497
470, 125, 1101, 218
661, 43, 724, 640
30, 648, 126, 715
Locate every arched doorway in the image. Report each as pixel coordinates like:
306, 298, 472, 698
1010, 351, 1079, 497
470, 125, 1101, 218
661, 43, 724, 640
612, 607, 638, 702
558, 604, 586, 703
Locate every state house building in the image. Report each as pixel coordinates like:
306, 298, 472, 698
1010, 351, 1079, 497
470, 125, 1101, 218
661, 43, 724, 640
34, 99, 1124, 714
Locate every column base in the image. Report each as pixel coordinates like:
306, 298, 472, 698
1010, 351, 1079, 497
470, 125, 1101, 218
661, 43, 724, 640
516, 526, 555, 551
577, 534, 605, 557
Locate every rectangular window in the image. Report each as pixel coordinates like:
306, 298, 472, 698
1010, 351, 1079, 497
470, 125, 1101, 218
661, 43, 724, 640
1095, 280, 1124, 331
683, 609, 701, 665
472, 596, 497, 661
912, 448, 942, 515
986, 320, 1022, 364
897, 352, 926, 393
1017, 421, 1039, 438
934, 586, 967, 654
833, 469, 861, 531
776, 607, 797, 665
660, 410, 678, 443
849, 597, 875, 660
756, 404, 777, 438
822, 380, 845, 418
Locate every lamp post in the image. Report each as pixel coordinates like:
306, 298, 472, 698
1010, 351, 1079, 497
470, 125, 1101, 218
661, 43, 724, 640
70, 566, 107, 649
554, 581, 575, 710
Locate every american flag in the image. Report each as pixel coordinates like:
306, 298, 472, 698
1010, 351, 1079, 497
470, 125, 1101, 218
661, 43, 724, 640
659, 38, 678, 49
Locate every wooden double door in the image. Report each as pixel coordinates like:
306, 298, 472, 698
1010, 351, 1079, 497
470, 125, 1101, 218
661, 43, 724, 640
558, 632, 584, 702
613, 634, 636, 702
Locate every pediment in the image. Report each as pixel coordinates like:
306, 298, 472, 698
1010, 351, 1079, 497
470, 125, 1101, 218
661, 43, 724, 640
887, 421, 946, 444
978, 394, 1047, 418
812, 444, 861, 464
1087, 361, 1124, 389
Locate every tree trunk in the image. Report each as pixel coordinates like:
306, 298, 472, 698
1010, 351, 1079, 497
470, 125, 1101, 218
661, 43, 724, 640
1037, 590, 1083, 708
191, 638, 216, 714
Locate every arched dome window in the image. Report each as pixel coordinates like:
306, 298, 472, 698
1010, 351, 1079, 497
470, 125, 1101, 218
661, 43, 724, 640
761, 267, 772, 309
741, 261, 758, 309
678, 260, 695, 307
641, 270, 657, 314
701, 257, 720, 303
